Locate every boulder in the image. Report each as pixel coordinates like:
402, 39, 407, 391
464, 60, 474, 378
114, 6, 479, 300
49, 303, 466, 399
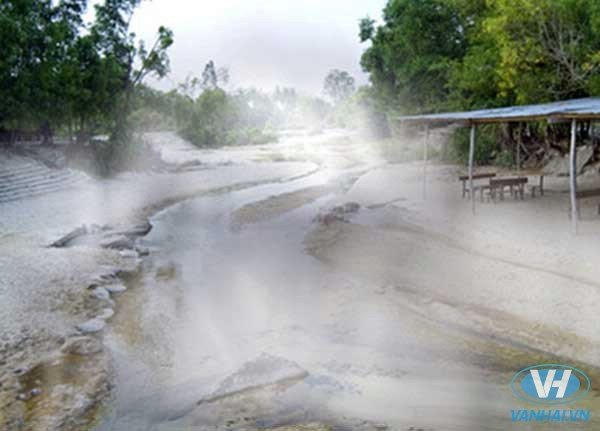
49, 226, 87, 248
104, 283, 126, 294
543, 145, 595, 176
113, 220, 153, 238
76, 319, 105, 334
61, 336, 103, 355
91, 287, 110, 301
100, 234, 134, 250
314, 202, 361, 225
199, 353, 308, 404
96, 308, 114, 321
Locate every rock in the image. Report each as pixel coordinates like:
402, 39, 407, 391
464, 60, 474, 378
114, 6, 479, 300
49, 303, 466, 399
264, 425, 331, 431
88, 277, 113, 289
314, 202, 361, 226
91, 287, 110, 301
174, 159, 204, 172
136, 246, 151, 256
61, 336, 103, 355
96, 308, 114, 321
342, 201, 361, 213
76, 318, 105, 334
582, 160, 600, 177
113, 220, 153, 238
200, 353, 308, 404
543, 145, 595, 176
316, 213, 342, 225
49, 225, 87, 248
104, 283, 126, 294
119, 249, 139, 259
100, 234, 134, 250
16, 392, 30, 401
88, 268, 120, 288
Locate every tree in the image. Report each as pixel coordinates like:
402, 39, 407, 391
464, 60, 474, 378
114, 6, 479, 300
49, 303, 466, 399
359, 17, 375, 42
88, 0, 173, 171
323, 69, 356, 104
362, 0, 600, 114
0, 0, 87, 133
179, 75, 202, 99
478, 0, 600, 104
200, 60, 229, 90
201, 60, 218, 90
0, 0, 172, 164
359, 0, 468, 114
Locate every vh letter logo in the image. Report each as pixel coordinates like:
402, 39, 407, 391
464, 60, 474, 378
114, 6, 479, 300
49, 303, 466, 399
530, 369, 571, 399
511, 364, 590, 404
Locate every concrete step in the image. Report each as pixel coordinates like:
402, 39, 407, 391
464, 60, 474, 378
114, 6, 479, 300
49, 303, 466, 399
0, 170, 77, 193
0, 152, 89, 204
0, 175, 86, 203
0, 163, 47, 180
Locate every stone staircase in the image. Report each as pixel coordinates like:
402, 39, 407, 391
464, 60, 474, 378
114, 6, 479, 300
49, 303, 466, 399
0, 152, 89, 204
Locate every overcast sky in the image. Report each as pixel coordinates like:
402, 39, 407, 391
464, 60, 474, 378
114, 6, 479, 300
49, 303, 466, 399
97, 0, 387, 95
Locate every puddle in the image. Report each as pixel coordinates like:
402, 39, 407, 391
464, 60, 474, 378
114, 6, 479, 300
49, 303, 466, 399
17, 353, 109, 430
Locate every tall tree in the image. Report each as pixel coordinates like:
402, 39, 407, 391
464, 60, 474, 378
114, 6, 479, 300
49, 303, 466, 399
201, 60, 218, 90
359, 0, 468, 114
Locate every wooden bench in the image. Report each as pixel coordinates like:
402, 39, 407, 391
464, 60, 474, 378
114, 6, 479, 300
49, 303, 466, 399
459, 173, 496, 199
573, 188, 600, 218
528, 175, 545, 198
489, 177, 528, 201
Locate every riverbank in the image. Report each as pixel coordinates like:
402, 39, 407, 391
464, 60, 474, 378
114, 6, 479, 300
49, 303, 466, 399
3, 130, 600, 430
0, 132, 325, 430
97, 139, 600, 430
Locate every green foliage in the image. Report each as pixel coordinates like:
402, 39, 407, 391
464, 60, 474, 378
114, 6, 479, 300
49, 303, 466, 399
361, 0, 600, 163
358, 17, 376, 42
450, 126, 499, 165
329, 86, 390, 137
179, 88, 235, 146
0, 0, 172, 174
495, 149, 515, 168
360, 0, 468, 114
363, 0, 600, 111
176, 88, 278, 148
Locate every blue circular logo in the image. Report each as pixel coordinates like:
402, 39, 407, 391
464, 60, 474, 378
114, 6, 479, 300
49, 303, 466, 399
511, 364, 591, 405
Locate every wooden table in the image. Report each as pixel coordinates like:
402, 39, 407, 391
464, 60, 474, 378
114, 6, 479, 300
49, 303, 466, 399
515, 170, 545, 197
489, 177, 528, 201
459, 173, 496, 199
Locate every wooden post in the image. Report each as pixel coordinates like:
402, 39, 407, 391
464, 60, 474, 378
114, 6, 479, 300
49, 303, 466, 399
570, 118, 578, 234
423, 124, 429, 200
516, 126, 521, 176
469, 124, 476, 214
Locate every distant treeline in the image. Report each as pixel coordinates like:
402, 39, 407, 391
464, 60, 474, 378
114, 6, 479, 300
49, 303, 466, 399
132, 66, 386, 148
360, 0, 600, 164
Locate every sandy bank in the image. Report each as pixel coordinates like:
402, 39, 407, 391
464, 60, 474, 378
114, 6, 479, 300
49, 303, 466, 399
307, 162, 600, 368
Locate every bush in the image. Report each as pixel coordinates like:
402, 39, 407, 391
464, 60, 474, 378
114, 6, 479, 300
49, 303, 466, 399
495, 150, 514, 168
177, 89, 278, 148
450, 125, 498, 165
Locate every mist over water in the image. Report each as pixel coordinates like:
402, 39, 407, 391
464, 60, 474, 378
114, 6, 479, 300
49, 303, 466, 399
96, 132, 517, 431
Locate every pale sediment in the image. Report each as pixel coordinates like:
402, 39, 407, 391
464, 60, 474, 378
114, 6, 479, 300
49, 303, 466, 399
0, 135, 319, 429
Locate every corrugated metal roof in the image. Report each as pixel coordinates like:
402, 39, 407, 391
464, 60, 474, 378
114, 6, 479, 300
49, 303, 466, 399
397, 97, 600, 126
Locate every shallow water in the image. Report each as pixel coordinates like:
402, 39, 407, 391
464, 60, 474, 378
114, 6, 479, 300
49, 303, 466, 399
95, 133, 598, 430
